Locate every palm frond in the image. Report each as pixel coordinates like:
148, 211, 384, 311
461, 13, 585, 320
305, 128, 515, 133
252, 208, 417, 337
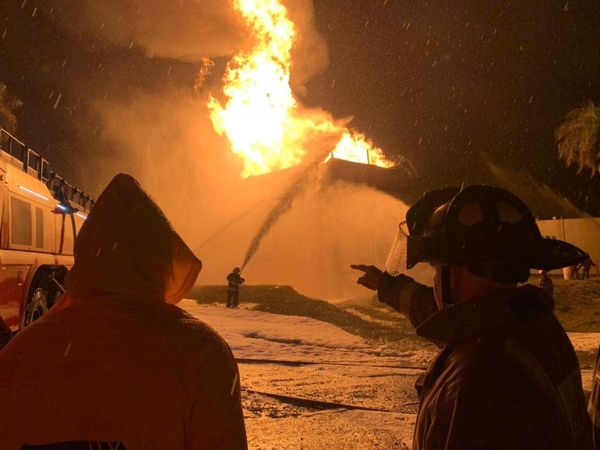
555, 100, 600, 176
0, 83, 22, 135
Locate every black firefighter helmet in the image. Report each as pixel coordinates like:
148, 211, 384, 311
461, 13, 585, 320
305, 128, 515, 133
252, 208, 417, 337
405, 185, 587, 283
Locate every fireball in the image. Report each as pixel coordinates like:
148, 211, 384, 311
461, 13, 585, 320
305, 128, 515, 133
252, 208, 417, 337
209, 0, 394, 177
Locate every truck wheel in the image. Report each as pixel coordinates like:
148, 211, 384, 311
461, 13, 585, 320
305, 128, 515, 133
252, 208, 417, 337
24, 288, 48, 327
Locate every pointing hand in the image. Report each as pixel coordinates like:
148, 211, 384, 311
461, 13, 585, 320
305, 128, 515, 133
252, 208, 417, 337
351, 264, 383, 291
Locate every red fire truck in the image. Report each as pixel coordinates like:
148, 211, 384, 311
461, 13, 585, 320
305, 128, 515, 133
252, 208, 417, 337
0, 128, 94, 340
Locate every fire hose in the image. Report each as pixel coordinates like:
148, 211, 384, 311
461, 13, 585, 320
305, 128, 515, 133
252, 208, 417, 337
235, 357, 427, 371
236, 357, 424, 413
241, 387, 420, 414
193, 199, 272, 253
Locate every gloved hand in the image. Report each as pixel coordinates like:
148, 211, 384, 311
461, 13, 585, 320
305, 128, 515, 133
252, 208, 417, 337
351, 264, 383, 291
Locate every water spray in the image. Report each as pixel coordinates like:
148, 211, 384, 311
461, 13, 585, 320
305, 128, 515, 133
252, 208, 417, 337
193, 199, 270, 253
240, 157, 324, 271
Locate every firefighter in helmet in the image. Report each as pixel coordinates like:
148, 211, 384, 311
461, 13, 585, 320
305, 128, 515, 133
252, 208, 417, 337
226, 267, 245, 308
353, 185, 592, 450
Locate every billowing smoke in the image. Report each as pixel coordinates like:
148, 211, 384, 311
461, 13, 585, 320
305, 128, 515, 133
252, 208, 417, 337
241, 161, 321, 271
44, 0, 329, 82
91, 90, 409, 300
91, 91, 253, 242
45, 0, 249, 60
285, 0, 329, 91
202, 180, 409, 300
39, 0, 405, 300
240, 136, 340, 271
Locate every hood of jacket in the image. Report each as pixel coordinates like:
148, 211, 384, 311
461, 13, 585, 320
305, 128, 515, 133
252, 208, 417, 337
64, 173, 201, 304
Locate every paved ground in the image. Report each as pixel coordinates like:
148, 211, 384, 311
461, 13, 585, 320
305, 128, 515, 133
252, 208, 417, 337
181, 290, 600, 450
181, 300, 426, 449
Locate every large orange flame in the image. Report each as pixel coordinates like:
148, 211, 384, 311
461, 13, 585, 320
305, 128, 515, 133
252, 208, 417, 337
208, 0, 394, 177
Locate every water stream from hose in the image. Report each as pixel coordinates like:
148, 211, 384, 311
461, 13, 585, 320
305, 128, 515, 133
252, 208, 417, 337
240, 159, 322, 270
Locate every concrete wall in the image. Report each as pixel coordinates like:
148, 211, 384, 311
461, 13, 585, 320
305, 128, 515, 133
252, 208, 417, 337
537, 217, 600, 273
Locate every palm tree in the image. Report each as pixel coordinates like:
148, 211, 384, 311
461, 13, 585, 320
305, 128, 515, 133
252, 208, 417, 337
555, 100, 600, 176
0, 83, 22, 135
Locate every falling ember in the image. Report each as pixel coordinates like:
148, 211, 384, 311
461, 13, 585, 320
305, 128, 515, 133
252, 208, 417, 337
208, 0, 394, 177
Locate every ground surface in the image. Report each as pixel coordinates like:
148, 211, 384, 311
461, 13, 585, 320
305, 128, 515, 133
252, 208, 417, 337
183, 278, 600, 449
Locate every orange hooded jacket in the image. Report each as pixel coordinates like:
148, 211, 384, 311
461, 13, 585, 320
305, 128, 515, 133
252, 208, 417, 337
0, 174, 247, 449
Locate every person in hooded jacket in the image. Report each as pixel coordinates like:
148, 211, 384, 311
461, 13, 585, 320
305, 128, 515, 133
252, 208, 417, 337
353, 185, 593, 450
0, 174, 247, 450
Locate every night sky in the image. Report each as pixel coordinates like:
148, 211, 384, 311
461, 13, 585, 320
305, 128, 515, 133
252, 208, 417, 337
1, 0, 600, 214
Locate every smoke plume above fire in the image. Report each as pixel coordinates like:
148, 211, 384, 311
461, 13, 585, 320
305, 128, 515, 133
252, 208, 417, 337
46, 0, 248, 60
46, 0, 328, 82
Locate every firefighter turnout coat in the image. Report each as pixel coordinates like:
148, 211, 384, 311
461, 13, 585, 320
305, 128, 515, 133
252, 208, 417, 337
378, 273, 592, 450
0, 174, 247, 450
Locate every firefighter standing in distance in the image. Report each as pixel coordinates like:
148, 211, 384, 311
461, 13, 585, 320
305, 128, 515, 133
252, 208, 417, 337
227, 267, 245, 308
582, 256, 597, 279
353, 185, 593, 450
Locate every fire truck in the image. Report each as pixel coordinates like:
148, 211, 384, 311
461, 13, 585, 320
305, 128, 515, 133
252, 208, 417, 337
0, 128, 94, 339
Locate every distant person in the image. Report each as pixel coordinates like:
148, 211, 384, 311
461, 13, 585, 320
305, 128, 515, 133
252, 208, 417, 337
0, 174, 247, 450
226, 267, 245, 308
353, 185, 592, 450
538, 270, 554, 298
582, 257, 597, 279
572, 262, 582, 280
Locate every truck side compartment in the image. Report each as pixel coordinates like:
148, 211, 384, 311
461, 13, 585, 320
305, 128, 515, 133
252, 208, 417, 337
0, 129, 93, 335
